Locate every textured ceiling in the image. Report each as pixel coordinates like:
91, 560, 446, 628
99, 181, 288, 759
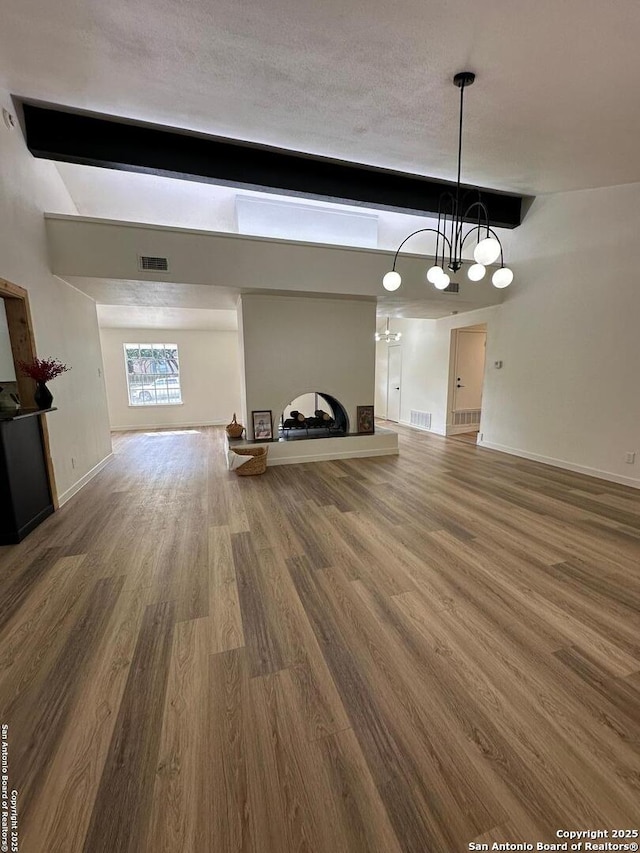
65, 278, 240, 310
3, 0, 640, 196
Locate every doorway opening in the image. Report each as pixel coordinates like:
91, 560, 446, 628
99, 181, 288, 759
447, 324, 486, 443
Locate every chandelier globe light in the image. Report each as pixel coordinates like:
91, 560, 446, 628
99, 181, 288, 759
382, 271, 402, 291
492, 267, 514, 288
426, 265, 444, 284
433, 273, 450, 290
382, 71, 513, 293
375, 317, 402, 343
468, 263, 486, 281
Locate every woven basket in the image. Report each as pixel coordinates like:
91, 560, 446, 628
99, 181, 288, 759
225, 413, 244, 439
231, 445, 269, 476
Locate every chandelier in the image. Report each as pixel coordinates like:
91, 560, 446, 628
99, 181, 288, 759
382, 72, 513, 293
375, 316, 401, 342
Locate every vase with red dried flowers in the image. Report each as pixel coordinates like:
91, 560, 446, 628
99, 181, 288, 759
17, 357, 71, 410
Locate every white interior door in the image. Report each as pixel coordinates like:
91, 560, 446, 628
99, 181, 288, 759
452, 330, 486, 412
387, 346, 402, 422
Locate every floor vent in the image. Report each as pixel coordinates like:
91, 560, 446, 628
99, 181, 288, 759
453, 409, 481, 426
139, 255, 169, 272
410, 410, 432, 430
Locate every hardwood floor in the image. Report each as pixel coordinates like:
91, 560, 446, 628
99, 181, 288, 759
1, 424, 639, 852
447, 430, 479, 444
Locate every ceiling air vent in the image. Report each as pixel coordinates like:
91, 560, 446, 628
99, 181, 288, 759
443, 282, 459, 293
138, 255, 169, 272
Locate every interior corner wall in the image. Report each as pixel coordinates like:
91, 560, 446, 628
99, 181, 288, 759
99, 327, 242, 430
0, 90, 112, 503
239, 293, 376, 438
476, 182, 640, 487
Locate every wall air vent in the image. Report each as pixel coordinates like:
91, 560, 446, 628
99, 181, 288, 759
138, 255, 169, 272
453, 410, 481, 426
410, 410, 432, 430
443, 282, 459, 293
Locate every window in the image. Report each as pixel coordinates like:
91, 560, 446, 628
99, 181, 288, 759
124, 343, 182, 406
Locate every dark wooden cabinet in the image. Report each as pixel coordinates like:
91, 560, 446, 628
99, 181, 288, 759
0, 410, 54, 544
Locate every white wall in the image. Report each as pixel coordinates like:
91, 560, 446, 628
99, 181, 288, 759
477, 183, 640, 487
100, 327, 242, 430
240, 294, 376, 438
0, 92, 112, 502
284, 393, 320, 420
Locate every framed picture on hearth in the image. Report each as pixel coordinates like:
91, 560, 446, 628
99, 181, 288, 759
357, 405, 374, 434
252, 410, 273, 440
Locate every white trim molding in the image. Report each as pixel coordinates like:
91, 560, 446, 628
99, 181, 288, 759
110, 419, 228, 431
477, 440, 640, 490
399, 419, 446, 436
58, 453, 115, 506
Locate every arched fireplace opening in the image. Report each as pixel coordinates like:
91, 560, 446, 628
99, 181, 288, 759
280, 392, 349, 440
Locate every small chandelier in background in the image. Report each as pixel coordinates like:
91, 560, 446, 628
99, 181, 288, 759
383, 71, 513, 294
375, 317, 402, 343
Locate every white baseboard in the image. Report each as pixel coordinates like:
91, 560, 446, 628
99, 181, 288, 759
110, 419, 227, 432
58, 453, 115, 506
477, 440, 640, 490
398, 419, 446, 436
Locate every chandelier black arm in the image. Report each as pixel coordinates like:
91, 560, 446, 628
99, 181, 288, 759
437, 192, 457, 267
438, 191, 456, 213
391, 228, 453, 271
453, 199, 491, 256
458, 200, 491, 238
461, 188, 483, 204
456, 199, 504, 266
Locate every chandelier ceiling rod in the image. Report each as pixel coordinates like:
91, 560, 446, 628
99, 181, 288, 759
453, 70, 470, 262
382, 72, 514, 293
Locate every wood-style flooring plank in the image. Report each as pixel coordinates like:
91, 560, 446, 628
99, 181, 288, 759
82, 601, 176, 853
208, 647, 255, 853
210, 580, 245, 654
4, 575, 124, 824
19, 585, 148, 853
231, 533, 285, 676
146, 616, 210, 852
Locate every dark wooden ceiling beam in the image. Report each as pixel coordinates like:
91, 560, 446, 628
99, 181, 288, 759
19, 101, 526, 228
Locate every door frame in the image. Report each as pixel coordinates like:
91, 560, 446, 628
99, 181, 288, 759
0, 277, 59, 507
446, 325, 487, 437
386, 344, 402, 423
